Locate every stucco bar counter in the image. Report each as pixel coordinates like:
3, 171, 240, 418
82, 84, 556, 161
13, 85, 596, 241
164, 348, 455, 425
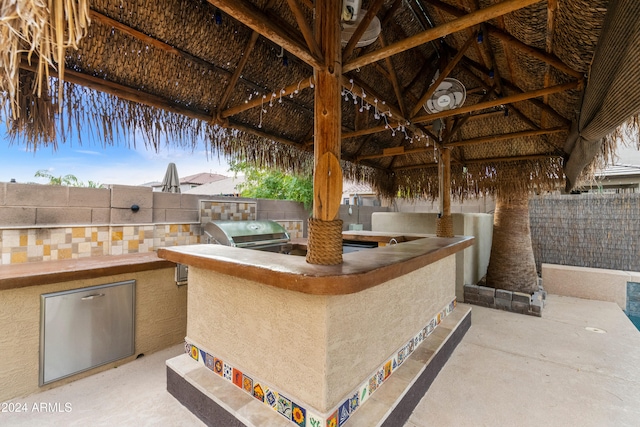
158, 234, 473, 427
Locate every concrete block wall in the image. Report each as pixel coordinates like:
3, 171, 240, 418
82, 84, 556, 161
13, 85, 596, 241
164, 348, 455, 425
0, 183, 315, 264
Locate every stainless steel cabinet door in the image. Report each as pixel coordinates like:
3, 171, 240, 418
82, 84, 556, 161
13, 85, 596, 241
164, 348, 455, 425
40, 280, 135, 385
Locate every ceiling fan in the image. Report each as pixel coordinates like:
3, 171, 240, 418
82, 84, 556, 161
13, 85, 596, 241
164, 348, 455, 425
341, 0, 381, 48
423, 78, 467, 114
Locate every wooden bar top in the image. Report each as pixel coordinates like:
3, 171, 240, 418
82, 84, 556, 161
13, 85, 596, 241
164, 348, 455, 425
158, 235, 473, 295
0, 253, 175, 291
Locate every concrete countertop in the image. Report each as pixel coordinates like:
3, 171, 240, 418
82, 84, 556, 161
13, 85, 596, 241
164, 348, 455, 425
0, 253, 175, 291
158, 235, 474, 295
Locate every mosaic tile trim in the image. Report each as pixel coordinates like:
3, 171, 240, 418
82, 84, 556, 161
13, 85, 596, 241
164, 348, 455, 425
0, 224, 200, 265
184, 298, 457, 427
200, 201, 257, 224
276, 220, 304, 239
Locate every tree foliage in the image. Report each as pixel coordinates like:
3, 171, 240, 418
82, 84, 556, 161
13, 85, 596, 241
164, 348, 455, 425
229, 161, 313, 210
34, 170, 103, 188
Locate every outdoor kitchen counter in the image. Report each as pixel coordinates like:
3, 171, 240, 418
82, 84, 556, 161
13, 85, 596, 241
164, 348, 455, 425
0, 253, 175, 291
157, 235, 473, 295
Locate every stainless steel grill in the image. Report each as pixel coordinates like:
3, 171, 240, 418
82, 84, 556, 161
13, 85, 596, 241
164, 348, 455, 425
203, 220, 292, 253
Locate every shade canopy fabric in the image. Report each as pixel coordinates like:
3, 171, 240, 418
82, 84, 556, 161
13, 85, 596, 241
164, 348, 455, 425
562, 0, 640, 191
1, 0, 639, 198
161, 163, 181, 193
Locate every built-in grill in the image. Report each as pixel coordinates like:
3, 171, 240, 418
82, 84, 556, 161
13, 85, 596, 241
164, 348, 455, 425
203, 220, 292, 253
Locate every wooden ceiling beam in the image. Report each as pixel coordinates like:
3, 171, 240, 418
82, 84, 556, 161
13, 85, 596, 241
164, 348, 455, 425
19, 61, 212, 123
216, 31, 260, 117
207, 0, 322, 69
410, 34, 475, 119
542, 0, 558, 128
357, 146, 431, 162
343, 0, 542, 73
89, 9, 312, 118
286, 0, 323, 60
462, 153, 562, 164
442, 89, 495, 144
423, 0, 582, 80
228, 119, 308, 151
379, 33, 408, 117
413, 74, 579, 124
221, 77, 313, 119
444, 126, 567, 147
392, 152, 561, 171
461, 59, 570, 125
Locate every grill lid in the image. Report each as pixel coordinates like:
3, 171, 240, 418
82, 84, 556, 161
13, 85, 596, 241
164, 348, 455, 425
203, 220, 290, 248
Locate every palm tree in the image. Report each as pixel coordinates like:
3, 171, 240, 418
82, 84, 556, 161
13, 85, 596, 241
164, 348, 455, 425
485, 192, 538, 294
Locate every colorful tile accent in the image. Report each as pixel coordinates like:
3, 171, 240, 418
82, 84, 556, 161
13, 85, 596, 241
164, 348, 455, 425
183, 298, 457, 427
232, 368, 243, 388
200, 200, 257, 223
242, 374, 254, 394
0, 224, 200, 265
292, 402, 306, 427
277, 394, 292, 420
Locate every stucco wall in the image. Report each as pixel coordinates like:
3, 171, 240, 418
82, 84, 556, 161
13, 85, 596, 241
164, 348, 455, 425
0, 268, 186, 401
186, 256, 454, 413
542, 263, 640, 310
371, 212, 493, 296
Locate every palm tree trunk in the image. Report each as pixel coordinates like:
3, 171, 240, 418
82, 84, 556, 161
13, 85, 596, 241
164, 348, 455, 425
486, 192, 538, 293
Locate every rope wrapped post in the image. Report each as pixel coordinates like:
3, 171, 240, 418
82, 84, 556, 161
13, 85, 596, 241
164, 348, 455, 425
436, 215, 454, 237
306, 218, 343, 265
307, 0, 344, 265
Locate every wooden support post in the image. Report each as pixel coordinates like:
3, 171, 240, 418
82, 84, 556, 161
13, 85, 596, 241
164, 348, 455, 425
437, 148, 454, 237
307, 0, 344, 265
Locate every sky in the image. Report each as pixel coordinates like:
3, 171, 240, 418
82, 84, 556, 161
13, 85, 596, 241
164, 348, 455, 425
1, 121, 639, 186
0, 123, 232, 186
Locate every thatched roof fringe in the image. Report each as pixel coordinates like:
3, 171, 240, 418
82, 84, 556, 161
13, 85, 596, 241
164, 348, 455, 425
0, 0, 91, 119
574, 113, 640, 188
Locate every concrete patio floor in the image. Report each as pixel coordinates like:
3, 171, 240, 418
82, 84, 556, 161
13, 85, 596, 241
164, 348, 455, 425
2, 294, 639, 427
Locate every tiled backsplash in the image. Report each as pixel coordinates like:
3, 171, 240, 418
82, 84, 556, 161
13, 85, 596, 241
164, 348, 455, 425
200, 200, 257, 222
0, 224, 200, 265
1, 200, 305, 265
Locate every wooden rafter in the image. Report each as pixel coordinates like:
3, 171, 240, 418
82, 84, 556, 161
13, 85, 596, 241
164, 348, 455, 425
462, 153, 562, 164
89, 9, 312, 119
221, 77, 313, 119
343, 0, 541, 73
379, 33, 407, 117
423, 0, 582, 80
461, 60, 571, 125
410, 34, 475, 119
20, 60, 308, 151
542, 0, 558, 128
229, 119, 307, 150
357, 146, 431, 162
19, 61, 209, 121
216, 31, 260, 121
444, 127, 567, 147
286, 0, 323, 60
207, 0, 322, 69
442, 89, 495, 144
413, 80, 580, 124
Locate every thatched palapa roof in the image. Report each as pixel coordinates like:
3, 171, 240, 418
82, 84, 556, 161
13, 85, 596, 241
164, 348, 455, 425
2, 0, 640, 199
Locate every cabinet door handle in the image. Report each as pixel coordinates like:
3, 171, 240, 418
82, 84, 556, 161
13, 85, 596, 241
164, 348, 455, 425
81, 293, 105, 300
